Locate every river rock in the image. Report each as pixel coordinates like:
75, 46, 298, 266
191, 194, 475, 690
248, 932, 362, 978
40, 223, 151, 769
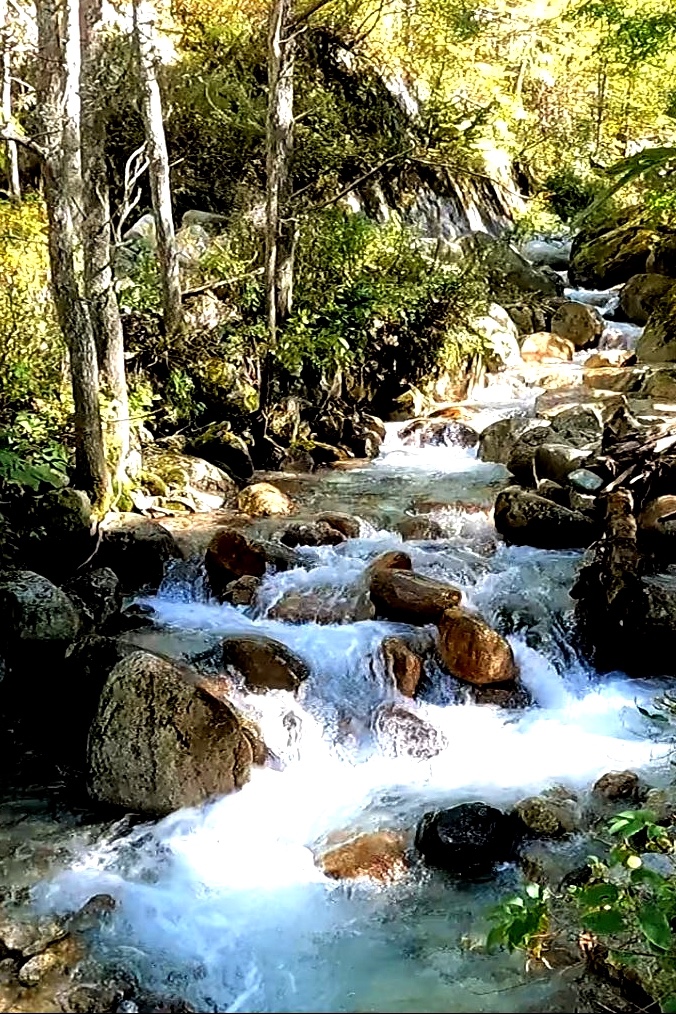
585, 350, 636, 369
550, 404, 603, 448
186, 422, 254, 482
520, 331, 575, 363
31, 487, 93, 579
592, 770, 639, 803
365, 550, 413, 578
534, 443, 592, 485
506, 422, 554, 484
638, 495, 676, 558
459, 232, 561, 298
583, 366, 647, 394
373, 703, 447, 759
536, 479, 569, 506
205, 529, 267, 599
478, 416, 534, 465
636, 286, 676, 363
222, 574, 261, 606
221, 634, 309, 691
88, 650, 258, 815
0, 571, 80, 658
399, 418, 479, 449
642, 368, 676, 401
63, 567, 121, 630
280, 520, 346, 548
237, 482, 295, 517
513, 795, 578, 838
619, 273, 675, 325
98, 514, 180, 594
268, 589, 374, 624
551, 301, 604, 347
415, 802, 517, 876
318, 831, 408, 883
469, 303, 523, 370
143, 447, 239, 511
569, 224, 657, 289
646, 231, 676, 277
437, 606, 518, 685
567, 468, 604, 494
397, 516, 444, 540
369, 569, 461, 624
381, 636, 424, 697
494, 486, 597, 549
315, 511, 361, 539
521, 238, 571, 269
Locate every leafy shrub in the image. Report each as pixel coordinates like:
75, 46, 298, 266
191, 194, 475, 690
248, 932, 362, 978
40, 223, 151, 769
543, 168, 601, 221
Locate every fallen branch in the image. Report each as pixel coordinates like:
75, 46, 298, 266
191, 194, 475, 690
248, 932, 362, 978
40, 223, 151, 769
181, 266, 264, 300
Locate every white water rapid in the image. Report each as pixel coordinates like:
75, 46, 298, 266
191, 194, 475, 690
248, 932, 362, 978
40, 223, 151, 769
34, 419, 673, 1014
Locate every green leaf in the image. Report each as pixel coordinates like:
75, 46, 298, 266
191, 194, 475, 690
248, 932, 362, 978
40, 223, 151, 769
578, 883, 620, 908
583, 909, 626, 936
637, 904, 672, 951
485, 926, 504, 953
525, 883, 541, 899
661, 997, 676, 1013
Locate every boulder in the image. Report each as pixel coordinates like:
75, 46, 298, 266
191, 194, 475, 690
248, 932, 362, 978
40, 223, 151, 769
638, 495, 676, 558
0, 570, 80, 657
549, 404, 603, 448
467, 303, 523, 371
637, 287, 676, 363
98, 515, 180, 594
619, 273, 675, 325
381, 636, 424, 697
415, 802, 517, 876
506, 422, 554, 484
315, 511, 361, 539
63, 567, 121, 630
143, 446, 238, 511
641, 368, 676, 401
569, 225, 657, 289
280, 520, 346, 548
237, 482, 295, 517
478, 416, 534, 465
494, 486, 597, 549
31, 488, 92, 578
585, 350, 636, 369
267, 397, 303, 444
369, 569, 461, 624
437, 606, 518, 685
513, 795, 578, 838
205, 529, 267, 599
318, 831, 408, 883
398, 418, 479, 449
268, 589, 374, 624
583, 366, 647, 394
365, 550, 413, 578
521, 238, 571, 270
221, 634, 309, 691
592, 770, 639, 803
372, 703, 447, 759
646, 231, 676, 277
520, 331, 575, 363
186, 423, 254, 482
534, 443, 592, 485
551, 301, 604, 348
222, 574, 261, 607
459, 232, 561, 298
87, 651, 258, 815
397, 516, 444, 540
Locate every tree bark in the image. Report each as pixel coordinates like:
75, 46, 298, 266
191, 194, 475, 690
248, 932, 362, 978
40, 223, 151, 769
0, 0, 19, 200
132, 0, 182, 337
81, 0, 133, 482
263, 0, 295, 406
35, 0, 108, 507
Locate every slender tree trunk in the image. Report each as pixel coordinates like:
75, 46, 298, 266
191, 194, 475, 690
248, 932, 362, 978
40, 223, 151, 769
0, 0, 19, 200
36, 0, 108, 507
81, 0, 133, 482
132, 0, 181, 337
263, 0, 295, 407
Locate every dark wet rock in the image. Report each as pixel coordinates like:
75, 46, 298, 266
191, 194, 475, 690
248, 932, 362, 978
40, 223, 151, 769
569, 224, 658, 289
268, 588, 374, 625
397, 516, 444, 540
237, 482, 295, 517
550, 404, 604, 448
637, 285, 676, 362
638, 495, 676, 558
373, 703, 447, 759
468, 682, 532, 708
534, 442, 592, 485
415, 802, 518, 877
381, 636, 424, 697
494, 486, 597, 549
204, 529, 267, 599
315, 511, 361, 539
185, 422, 255, 482
280, 520, 346, 548
222, 574, 261, 607
63, 567, 121, 630
551, 301, 604, 347
437, 606, 518, 686
0, 570, 80, 660
506, 422, 553, 484
398, 418, 479, 449
369, 569, 461, 624
221, 634, 309, 691
318, 830, 408, 883
619, 273, 675, 325
88, 650, 258, 815
29, 487, 93, 579
459, 231, 561, 297
98, 515, 180, 594
593, 770, 639, 803
478, 416, 535, 465
535, 479, 569, 506
365, 550, 413, 578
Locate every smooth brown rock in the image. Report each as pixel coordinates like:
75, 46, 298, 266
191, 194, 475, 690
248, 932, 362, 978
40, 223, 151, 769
222, 574, 261, 607
88, 651, 257, 815
365, 550, 413, 578
315, 511, 361, 539
521, 331, 575, 363
637, 285, 676, 362
237, 482, 295, 517
370, 569, 461, 624
585, 350, 636, 369
569, 224, 657, 289
280, 521, 346, 548
98, 514, 180, 594
592, 770, 639, 803
583, 366, 647, 393
268, 589, 374, 625
205, 529, 267, 599
534, 443, 592, 485
221, 634, 310, 691
381, 637, 424, 697
551, 301, 604, 347
437, 606, 518, 685
319, 831, 408, 883
397, 516, 444, 540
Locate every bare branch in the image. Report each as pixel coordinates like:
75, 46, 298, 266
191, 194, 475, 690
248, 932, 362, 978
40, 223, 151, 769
0, 122, 45, 158
181, 266, 264, 301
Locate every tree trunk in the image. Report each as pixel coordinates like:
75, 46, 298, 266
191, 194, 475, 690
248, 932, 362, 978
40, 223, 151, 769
132, 0, 182, 337
81, 0, 134, 483
263, 0, 295, 406
35, 0, 108, 507
0, 0, 19, 200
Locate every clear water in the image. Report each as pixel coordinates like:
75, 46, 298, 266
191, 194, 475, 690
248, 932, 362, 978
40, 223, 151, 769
32, 426, 672, 1014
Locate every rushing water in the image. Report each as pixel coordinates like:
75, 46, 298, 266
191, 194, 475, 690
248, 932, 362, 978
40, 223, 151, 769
28, 416, 673, 1014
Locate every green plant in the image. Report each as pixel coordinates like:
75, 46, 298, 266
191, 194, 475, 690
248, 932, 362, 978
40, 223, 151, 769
487, 882, 552, 965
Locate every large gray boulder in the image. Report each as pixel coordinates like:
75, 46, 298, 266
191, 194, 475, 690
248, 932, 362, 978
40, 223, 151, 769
88, 650, 260, 815
619, 273, 675, 325
569, 224, 658, 289
222, 634, 310, 691
459, 232, 561, 298
494, 486, 597, 549
551, 301, 604, 347
98, 515, 180, 594
0, 570, 80, 656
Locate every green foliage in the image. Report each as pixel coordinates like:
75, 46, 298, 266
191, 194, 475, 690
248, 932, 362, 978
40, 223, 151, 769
544, 168, 601, 221
487, 882, 551, 959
